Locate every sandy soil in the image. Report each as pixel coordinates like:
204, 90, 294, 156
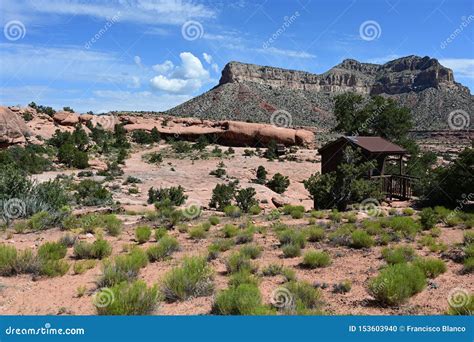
0, 145, 472, 316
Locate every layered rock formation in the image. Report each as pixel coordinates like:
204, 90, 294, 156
167, 55, 473, 130
0, 106, 314, 147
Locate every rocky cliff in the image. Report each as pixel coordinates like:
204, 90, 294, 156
166, 56, 473, 130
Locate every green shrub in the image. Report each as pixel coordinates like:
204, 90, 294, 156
222, 224, 238, 238
350, 230, 374, 248
147, 236, 179, 262
282, 205, 305, 215
420, 208, 438, 230
282, 243, 301, 258
39, 259, 70, 277
329, 210, 342, 223
310, 210, 325, 219
381, 246, 416, 264
290, 209, 304, 219
98, 248, 148, 287
188, 226, 206, 240
0, 244, 17, 276
225, 252, 254, 274
462, 257, 474, 274
28, 211, 55, 231
38, 242, 67, 260
262, 264, 283, 276
301, 250, 331, 268
328, 223, 355, 246
75, 180, 112, 206
368, 263, 426, 305
277, 229, 305, 248
362, 220, 383, 235
212, 284, 265, 315
74, 240, 112, 260
333, 280, 352, 293
464, 231, 474, 245
154, 227, 168, 241
101, 214, 122, 237
239, 244, 262, 259
147, 186, 187, 206
224, 205, 241, 218
135, 225, 152, 244
284, 281, 322, 311
209, 216, 220, 225
228, 269, 260, 288
249, 205, 262, 215
131, 130, 153, 144
209, 239, 234, 252
413, 257, 447, 278
267, 173, 290, 194
384, 216, 421, 237
161, 256, 214, 302
305, 226, 325, 242
235, 227, 255, 244
95, 280, 160, 315
402, 208, 415, 216
73, 259, 97, 274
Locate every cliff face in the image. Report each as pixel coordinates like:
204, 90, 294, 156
219, 56, 466, 95
166, 55, 473, 130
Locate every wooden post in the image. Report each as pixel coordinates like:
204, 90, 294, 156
399, 155, 403, 175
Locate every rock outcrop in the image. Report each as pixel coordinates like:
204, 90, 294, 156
0, 107, 31, 145
166, 55, 473, 130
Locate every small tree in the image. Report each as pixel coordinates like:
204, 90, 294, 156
63, 106, 74, 113
148, 186, 187, 206
264, 140, 278, 160
255, 166, 267, 184
266, 173, 290, 194
209, 183, 236, 210
150, 127, 161, 143
235, 187, 257, 213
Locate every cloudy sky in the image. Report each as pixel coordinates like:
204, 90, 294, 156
0, 0, 473, 113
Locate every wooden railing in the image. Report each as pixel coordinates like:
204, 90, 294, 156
371, 175, 418, 200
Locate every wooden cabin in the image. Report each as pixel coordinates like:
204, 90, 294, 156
318, 136, 417, 199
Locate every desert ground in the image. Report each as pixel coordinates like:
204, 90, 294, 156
0, 142, 471, 315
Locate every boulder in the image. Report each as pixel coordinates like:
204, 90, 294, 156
0, 106, 31, 145
53, 111, 79, 125
79, 114, 93, 122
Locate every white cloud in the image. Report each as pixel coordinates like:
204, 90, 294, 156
129, 76, 141, 88
152, 60, 174, 74
203, 52, 213, 64
11, 0, 216, 26
439, 58, 474, 79
172, 52, 209, 79
150, 52, 211, 94
211, 63, 219, 73
134, 55, 142, 67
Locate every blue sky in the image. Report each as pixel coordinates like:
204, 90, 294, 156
0, 0, 473, 113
